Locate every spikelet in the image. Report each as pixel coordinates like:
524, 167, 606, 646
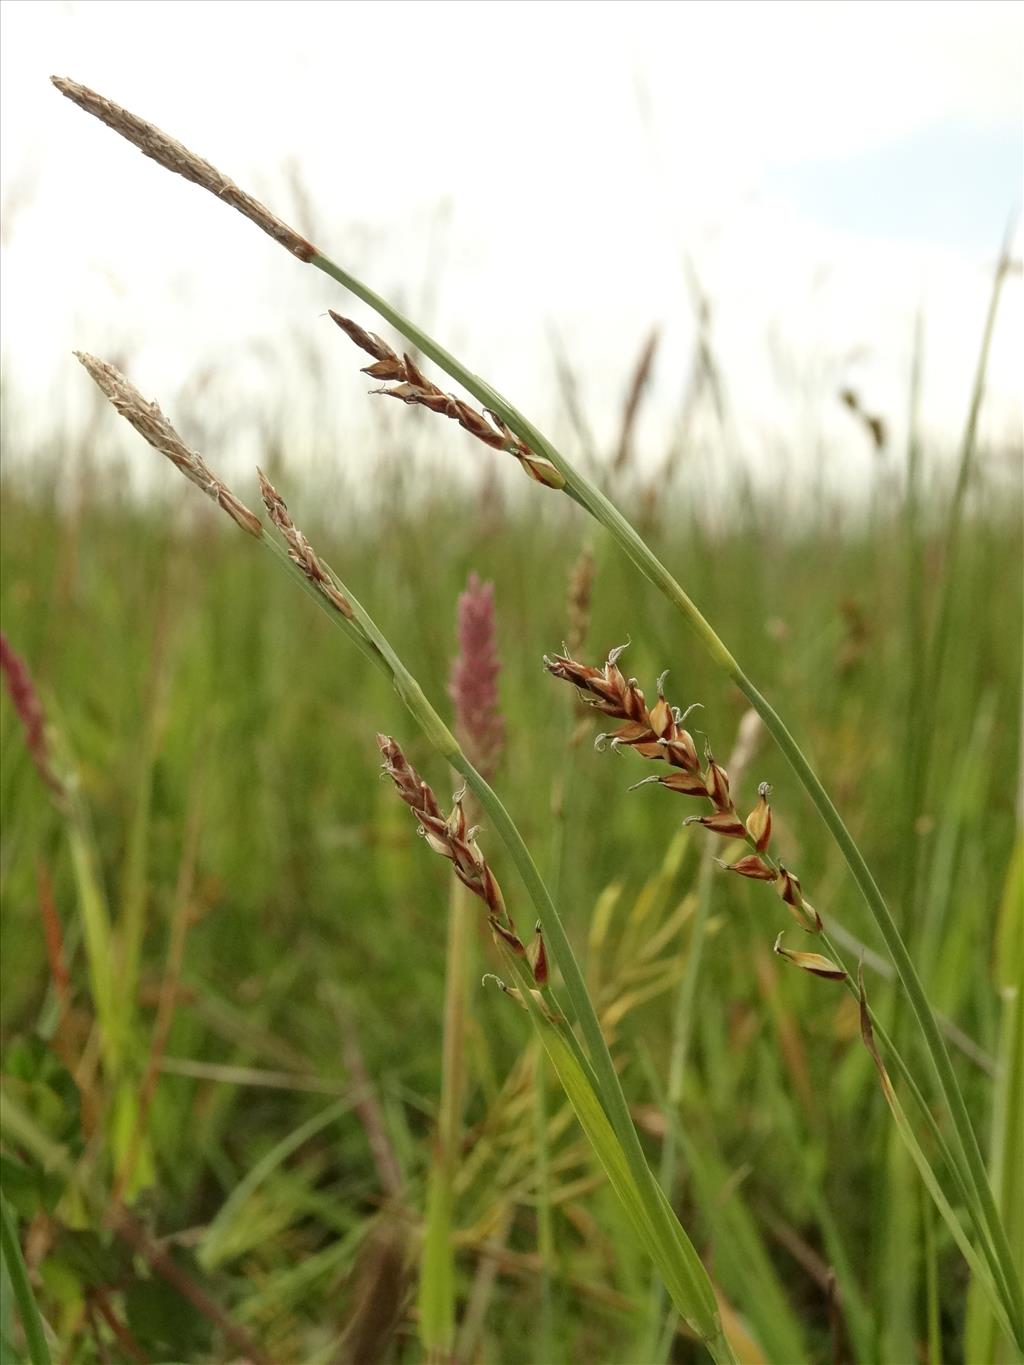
330, 311, 564, 490
376, 736, 551, 989
256, 470, 355, 621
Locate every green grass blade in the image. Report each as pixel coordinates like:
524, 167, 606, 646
200, 1096, 353, 1270
0, 1197, 52, 1365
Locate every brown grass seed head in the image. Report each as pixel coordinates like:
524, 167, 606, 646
329, 311, 565, 490
52, 77, 316, 262
75, 352, 263, 537
376, 735, 518, 951
545, 645, 827, 940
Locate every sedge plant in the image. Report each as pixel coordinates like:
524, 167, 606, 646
48, 75, 1023, 1352
71, 352, 739, 1364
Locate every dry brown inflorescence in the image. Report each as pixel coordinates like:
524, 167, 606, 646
543, 645, 846, 981
74, 353, 264, 538
329, 312, 565, 491
377, 735, 548, 990
52, 77, 317, 262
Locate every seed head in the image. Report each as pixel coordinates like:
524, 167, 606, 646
52, 77, 316, 261
75, 352, 263, 537
330, 311, 564, 489
376, 735, 506, 924
565, 546, 595, 660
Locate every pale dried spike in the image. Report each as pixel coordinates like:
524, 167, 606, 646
256, 469, 355, 620
52, 77, 316, 262
857, 960, 895, 1095
75, 352, 263, 537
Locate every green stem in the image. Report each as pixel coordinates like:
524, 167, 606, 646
418, 873, 473, 1357
0, 1198, 51, 1365
533, 1042, 556, 1364
648, 847, 716, 1357
247, 515, 732, 1358
351, 601, 728, 1352
736, 673, 1022, 1337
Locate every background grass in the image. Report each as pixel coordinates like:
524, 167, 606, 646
1, 399, 1021, 1362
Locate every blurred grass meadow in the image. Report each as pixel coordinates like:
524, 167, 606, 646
2, 289, 1022, 1361
2, 13, 1024, 1364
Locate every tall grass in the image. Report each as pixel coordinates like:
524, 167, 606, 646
0, 74, 1021, 1365
2, 444, 1020, 1359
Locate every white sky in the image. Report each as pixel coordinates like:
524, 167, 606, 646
1, 0, 1021, 502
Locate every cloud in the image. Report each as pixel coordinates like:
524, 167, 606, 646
2, 0, 1020, 499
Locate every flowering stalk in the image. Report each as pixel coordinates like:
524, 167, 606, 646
544, 646, 843, 975
75, 354, 736, 1363
53, 75, 1020, 1343
378, 737, 548, 984
330, 313, 563, 490
545, 646, 1022, 1328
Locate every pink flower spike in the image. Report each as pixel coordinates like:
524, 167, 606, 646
0, 634, 65, 799
448, 572, 505, 779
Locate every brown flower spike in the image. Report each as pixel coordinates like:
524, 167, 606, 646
75, 353, 263, 538
377, 735, 548, 987
330, 312, 564, 491
545, 645, 830, 965
257, 471, 355, 621
52, 78, 316, 262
